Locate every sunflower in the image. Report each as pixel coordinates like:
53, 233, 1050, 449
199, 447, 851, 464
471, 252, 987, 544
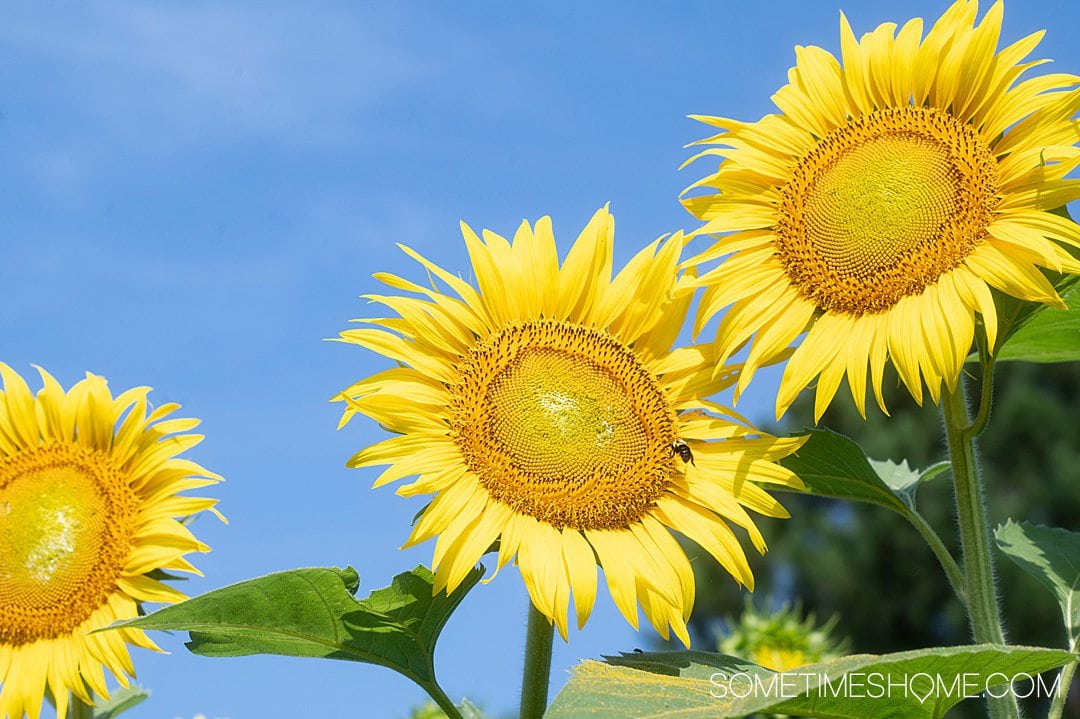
0, 365, 222, 719
335, 206, 805, 646
683, 0, 1080, 420
719, 600, 848, 672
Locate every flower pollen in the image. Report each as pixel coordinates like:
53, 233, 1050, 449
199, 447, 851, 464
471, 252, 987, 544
776, 107, 998, 313
0, 443, 136, 644
451, 320, 677, 530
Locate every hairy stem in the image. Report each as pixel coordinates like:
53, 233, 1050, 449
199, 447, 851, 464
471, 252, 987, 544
519, 601, 555, 719
1047, 639, 1077, 719
942, 380, 1019, 719
966, 338, 995, 438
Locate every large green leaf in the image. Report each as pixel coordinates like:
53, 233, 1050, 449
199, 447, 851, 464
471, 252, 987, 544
780, 430, 950, 515
994, 284, 1080, 363
545, 646, 1075, 719
112, 565, 480, 690
996, 520, 1080, 645
779, 428, 908, 513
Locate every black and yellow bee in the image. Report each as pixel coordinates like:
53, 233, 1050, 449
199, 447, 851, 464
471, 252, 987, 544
670, 439, 695, 466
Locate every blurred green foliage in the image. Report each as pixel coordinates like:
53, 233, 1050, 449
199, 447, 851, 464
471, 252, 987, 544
406, 703, 449, 719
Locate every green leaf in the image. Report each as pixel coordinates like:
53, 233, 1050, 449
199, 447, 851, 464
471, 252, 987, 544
779, 428, 907, 513
869, 458, 922, 512
995, 520, 1080, 646
92, 686, 149, 719
781, 430, 949, 515
995, 284, 1080, 363
111, 565, 481, 690
919, 462, 950, 484
545, 646, 1076, 719
869, 460, 949, 513
458, 699, 490, 719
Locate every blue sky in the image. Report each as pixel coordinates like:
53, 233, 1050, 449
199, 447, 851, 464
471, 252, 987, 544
3, 1, 1080, 717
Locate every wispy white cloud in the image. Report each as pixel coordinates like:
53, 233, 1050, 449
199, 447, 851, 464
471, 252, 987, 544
5, 3, 419, 143
1, 1, 535, 204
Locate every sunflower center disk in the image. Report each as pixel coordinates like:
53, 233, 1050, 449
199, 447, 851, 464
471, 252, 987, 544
452, 320, 677, 530
488, 348, 645, 477
776, 107, 997, 313
0, 444, 136, 643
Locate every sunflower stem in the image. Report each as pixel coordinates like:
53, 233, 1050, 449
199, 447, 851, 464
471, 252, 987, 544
1047, 647, 1077, 719
519, 601, 554, 719
965, 335, 995, 438
942, 380, 1019, 719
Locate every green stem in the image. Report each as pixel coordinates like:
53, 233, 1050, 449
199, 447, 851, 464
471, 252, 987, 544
966, 338, 995, 438
1047, 654, 1077, 719
425, 682, 465, 719
519, 601, 555, 719
69, 693, 94, 719
942, 381, 1019, 719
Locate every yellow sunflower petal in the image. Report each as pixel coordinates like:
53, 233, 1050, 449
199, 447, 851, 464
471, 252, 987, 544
561, 529, 598, 631
557, 205, 614, 323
